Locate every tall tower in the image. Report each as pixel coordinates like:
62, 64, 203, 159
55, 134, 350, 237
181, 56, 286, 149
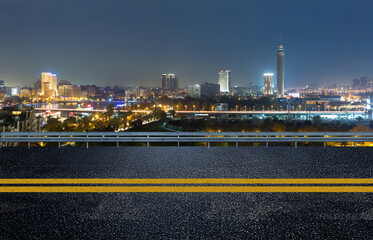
277, 38, 285, 96
218, 70, 231, 93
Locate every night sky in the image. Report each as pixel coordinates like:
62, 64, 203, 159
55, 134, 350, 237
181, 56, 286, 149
1, 0, 373, 88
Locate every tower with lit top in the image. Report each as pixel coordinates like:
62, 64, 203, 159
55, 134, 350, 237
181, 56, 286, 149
277, 39, 285, 96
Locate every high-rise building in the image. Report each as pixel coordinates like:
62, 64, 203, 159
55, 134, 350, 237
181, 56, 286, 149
200, 82, 220, 97
263, 73, 274, 95
0, 80, 5, 95
369, 79, 373, 89
41, 72, 57, 97
187, 84, 201, 98
7, 87, 19, 96
361, 76, 368, 88
353, 78, 360, 89
34, 79, 41, 90
161, 74, 178, 92
277, 41, 285, 96
218, 70, 231, 93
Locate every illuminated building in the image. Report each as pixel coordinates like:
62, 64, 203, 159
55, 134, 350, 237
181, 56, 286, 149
277, 41, 285, 96
136, 86, 148, 98
187, 84, 201, 98
7, 87, 19, 96
0, 80, 5, 95
58, 85, 82, 99
20, 88, 31, 98
41, 72, 57, 97
214, 103, 228, 111
218, 70, 231, 93
263, 73, 274, 95
161, 74, 178, 92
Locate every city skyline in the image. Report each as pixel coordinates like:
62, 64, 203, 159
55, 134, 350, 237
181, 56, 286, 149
2, 3, 373, 239
1, 0, 373, 88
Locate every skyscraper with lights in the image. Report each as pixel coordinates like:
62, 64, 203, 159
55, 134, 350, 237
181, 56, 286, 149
161, 74, 178, 92
218, 70, 231, 93
41, 72, 58, 97
263, 73, 274, 95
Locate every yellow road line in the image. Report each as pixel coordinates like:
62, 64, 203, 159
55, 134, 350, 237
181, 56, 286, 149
1, 178, 373, 184
2, 186, 373, 192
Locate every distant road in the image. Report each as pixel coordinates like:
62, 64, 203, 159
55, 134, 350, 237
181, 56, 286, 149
34, 108, 150, 113
33, 108, 366, 115
175, 110, 366, 114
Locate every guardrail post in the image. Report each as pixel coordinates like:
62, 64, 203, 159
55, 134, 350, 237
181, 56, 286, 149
236, 135, 238, 148
324, 141, 326, 148
58, 133, 61, 148
266, 135, 268, 148
117, 133, 119, 148
295, 142, 297, 148
86, 133, 89, 149
354, 134, 356, 148
147, 135, 150, 148
177, 134, 180, 147
208, 142, 210, 148
28, 133, 30, 149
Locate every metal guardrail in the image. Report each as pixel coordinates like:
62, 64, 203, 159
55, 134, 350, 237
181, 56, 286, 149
1, 132, 373, 148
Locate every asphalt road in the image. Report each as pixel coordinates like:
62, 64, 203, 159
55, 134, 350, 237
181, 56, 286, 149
1, 147, 373, 239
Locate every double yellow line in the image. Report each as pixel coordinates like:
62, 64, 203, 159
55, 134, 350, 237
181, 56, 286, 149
1, 178, 373, 192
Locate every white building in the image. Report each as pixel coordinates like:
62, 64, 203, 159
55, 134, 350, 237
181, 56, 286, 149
263, 73, 274, 95
218, 70, 231, 93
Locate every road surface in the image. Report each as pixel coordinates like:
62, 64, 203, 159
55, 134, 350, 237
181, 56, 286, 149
1, 147, 373, 239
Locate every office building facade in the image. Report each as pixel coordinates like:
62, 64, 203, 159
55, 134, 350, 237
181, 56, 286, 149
161, 74, 178, 92
263, 73, 274, 95
0, 80, 5, 95
187, 84, 201, 98
41, 72, 57, 97
200, 82, 220, 97
218, 70, 231, 93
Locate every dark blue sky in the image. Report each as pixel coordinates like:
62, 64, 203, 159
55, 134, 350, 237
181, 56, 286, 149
1, 0, 373, 88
